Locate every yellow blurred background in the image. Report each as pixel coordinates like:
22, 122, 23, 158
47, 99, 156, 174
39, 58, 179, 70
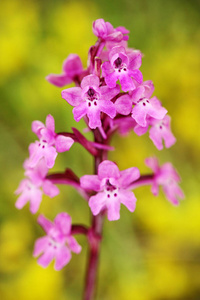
0, 0, 200, 299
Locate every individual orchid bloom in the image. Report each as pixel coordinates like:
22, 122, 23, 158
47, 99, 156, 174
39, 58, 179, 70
33, 213, 82, 270
15, 159, 59, 214
102, 46, 143, 92
133, 115, 176, 150
80, 160, 140, 221
131, 81, 167, 127
92, 19, 129, 42
149, 115, 176, 150
46, 54, 85, 87
61, 74, 119, 129
145, 157, 184, 205
28, 114, 74, 168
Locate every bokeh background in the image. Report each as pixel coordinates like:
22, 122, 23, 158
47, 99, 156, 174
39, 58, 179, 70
0, 0, 200, 299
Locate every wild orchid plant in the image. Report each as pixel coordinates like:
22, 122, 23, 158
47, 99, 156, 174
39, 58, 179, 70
15, 19, 184, 300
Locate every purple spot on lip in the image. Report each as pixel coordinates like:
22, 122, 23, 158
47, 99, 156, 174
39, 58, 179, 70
114, 193, 117, 197
107, 194, 110, 198
94, 101, 97, 106
88, 102, 91, 107
143, 102, 146, 106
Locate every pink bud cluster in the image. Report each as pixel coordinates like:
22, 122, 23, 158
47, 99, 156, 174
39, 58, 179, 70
15, 18, 184, 276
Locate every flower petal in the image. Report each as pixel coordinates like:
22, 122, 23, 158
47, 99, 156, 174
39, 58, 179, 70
62, 54, 83, 76
81, 74, 99, 89
61, 87, 82, 106
119, 167, 140, 188
99, 100, 116, 118
43, 180, 60, 198
67, 236, 82, 254
80, 175, 101, 192
37, 247, 55, 268
87, 108, 101, 129
115, 94, 132, 115
55, 135, 74, 152
37, 214, 54, 234
107, 200, 121, 221
89, 192, 107, 216
54, 213, 71, 236
73, 102, 88, 122
33, 236, 49, 257
119, 190, 137, 212
98, 160, 120, 180
55, 246, 72, 271
46, 74, 72, 87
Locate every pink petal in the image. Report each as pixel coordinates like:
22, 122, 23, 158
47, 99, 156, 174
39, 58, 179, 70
99, 100, 116, 118
32, 120, 44, 138
73, 102, 88, 122
134, 124, 149, 136
37, 247, 55, 268
109, 46, 126, 63
129, 69, 143, 84
81, 74, 99, 89
145, 157, 159, 173
104, 72, 118, 88
55, 246, 72, 271
29, 188, 43, 214
15, 179, 28, 195
100, 84, 120, 99
55, 135, 74, 152
80, 175, 101, 192
46, 74, 72, 87
38, 214, 54, 234
115, 94, 132, 115
28, 143, 44, 168
87, 108, 101, 129
128, 51, 142, 69
107, 200, 121, 221
45, 146, 57, 168
62, 54, 83, 76
98, 160, 120, 180
92, 19, 108, 38
61, 87, 82, 106
101, 61, 113, 76
130, 86, 145, 104
15, 192, 30, 210
89, 192, 107, 216
119, 190, 137, 212
67, 236, 82, 254
54, 213, 71, 236
43, 180, 60, 198
45, 114, 55, 133
33, 236, 49, 257
143, 80, 154, 98
120, 74, 135, 92
119, 167, 140, 188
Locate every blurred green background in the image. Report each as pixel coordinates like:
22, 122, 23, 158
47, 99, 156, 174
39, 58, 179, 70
0, 0, 200, 299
